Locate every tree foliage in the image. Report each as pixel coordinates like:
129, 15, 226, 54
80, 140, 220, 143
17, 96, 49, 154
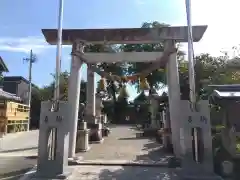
119, 21, 240, 100
180, 53, 240, 99
85, 44, 127, 102
31, 22, 240, 125
121, 21, 185, 92
39, 71, 87, 103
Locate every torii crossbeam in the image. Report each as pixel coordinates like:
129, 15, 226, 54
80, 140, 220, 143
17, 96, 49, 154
41, 25, 207, 159
42, 26, 206, 45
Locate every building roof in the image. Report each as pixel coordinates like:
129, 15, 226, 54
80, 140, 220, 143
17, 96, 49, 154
0, 89, 21, 101
208, 84, 240, 92
0, 56, 9, 72
3, 76, 38, 89
209, 84, 240, 100
42, 25, 207, 45
4, 76, 29, 83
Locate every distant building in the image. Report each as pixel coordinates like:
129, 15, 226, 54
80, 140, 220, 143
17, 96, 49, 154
0, 56, 22, 102
3, 76, 38, 105
0, 56, 41, 130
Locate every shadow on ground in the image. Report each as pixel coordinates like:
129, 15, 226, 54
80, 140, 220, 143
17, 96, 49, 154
92, 139, 177, 179
25, 155, 38, 160
96, 166, 177, 180
0, 168, 32, 180
118, 137, 149, 140
135, 141, 174, 164
72, 125, 179, 179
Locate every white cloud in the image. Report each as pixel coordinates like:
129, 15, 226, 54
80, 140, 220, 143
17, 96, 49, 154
180, 0, 240, 57
1, 0, 237, 58
0, 36, 53, 54
134, 0, 146, 5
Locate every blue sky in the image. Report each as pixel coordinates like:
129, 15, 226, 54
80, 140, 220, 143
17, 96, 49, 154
0, 0, 239, 100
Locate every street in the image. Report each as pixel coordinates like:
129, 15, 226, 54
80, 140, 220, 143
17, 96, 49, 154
0, 131, 38, 180
0, 156, 37, 180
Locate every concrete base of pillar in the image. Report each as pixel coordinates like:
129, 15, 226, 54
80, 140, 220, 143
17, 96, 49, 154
87, 123, 104, 143
77, 146, 91, 152
35, 170, 73, 180
162, 136, 173, 153
23, 166, 73, 180
76, 129, 90, 152
76, 122, 90, 152
142, 128, 158, 137
68, 156, 83, 162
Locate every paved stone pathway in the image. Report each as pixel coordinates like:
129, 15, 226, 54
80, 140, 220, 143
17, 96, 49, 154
19, 125, 179, 180
18, 126, 224, 179
76, 125, 173, 165
22, 165, 179, 180
68, 165, 178, 180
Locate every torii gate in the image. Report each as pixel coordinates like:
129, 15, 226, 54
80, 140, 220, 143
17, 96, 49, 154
36, 26, 221, 179
42, 26, 206, 157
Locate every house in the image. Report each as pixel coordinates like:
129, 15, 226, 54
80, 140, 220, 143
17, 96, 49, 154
0, 57, 30, 135
0, 57, 22, 102
3, 76, 38, 105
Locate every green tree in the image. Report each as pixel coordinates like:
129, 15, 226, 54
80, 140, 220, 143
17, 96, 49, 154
39, 71, 87, 103
121, 21, 185, 93
120, 21, 240, 100
85, 45, 126, 102
83, 22, 240, 122
29, 86, 41, 129
85, 44, 127, 122
180, 52, 240, 99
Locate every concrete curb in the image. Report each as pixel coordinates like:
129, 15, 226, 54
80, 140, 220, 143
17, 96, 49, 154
18, 158, 176, 180
18, 157, 83, 180
19, 166, 75, 180
18, 156, 81, 180
68, 159, 169, 167
19, 165, 37, 180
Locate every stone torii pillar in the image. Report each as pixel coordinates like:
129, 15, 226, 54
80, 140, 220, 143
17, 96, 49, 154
68, 42, 84, 158
41, 25, 208, 161
85, 68, 103, 143
86, 68, 96, 124
165, 40, 181, 157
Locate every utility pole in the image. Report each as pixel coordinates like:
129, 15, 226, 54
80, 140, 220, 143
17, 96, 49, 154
23, 49, 37, 131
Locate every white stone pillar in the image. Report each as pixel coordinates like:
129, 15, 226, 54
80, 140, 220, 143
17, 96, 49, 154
68, 42, 83, 158
86, 68, 103, 143
162, 110, 168, 147
95, 95, 102, 121
165, 40, 181, 157
86, 68, 96, 123
149, 98, 157, 128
